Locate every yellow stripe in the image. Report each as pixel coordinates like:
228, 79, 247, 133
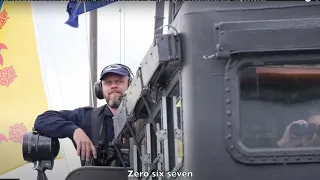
0, 2, 62, 175
176, 99, 181, 107
176, 99, 182, 158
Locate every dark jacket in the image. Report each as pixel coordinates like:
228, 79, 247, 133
33, 106, 115, 144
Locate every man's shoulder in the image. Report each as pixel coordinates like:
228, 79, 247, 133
76, 105, 108, 113
72, 106, 94, 112
70, 106, 95, 116
69, 105, 107, 118
81, 106, 95, 110
91, 104, 108, 111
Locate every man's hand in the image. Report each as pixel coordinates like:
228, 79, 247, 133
73, 128, 97, 160
277, 120, 308, 148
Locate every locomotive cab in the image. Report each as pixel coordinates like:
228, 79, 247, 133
65, 1, 320, 180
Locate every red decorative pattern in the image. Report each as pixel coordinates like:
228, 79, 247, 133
0, 9, 9, 29
8, 123, 28, 143
0, 43, 7, 66
0, 133, 8, 142
0, 65, 17, 86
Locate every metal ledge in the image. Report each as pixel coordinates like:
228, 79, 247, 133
216, 18, 320, 59
126, 68, 144, 116
65, 166, 132, 180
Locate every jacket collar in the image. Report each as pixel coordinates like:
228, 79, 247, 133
104, 104, 113, 116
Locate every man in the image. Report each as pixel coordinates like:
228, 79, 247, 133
277, 115, 320, 147
33, 63, 132, 163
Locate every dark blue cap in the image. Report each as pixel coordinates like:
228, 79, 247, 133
100, 64, 130, 80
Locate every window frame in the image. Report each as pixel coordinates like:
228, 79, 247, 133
136, 70, 182, 175
225, 53, 320, 164
160, 70, 183, 172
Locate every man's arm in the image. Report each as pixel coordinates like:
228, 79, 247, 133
34, 107, 91, 139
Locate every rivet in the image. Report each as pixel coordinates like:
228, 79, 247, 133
227, 122, 232, 127
226, 110, 231, 116
226, 99, 231, 104
225, 88, 230, 92
216, 44, 220, 51
225, 76, 230, 80
226, 134, 232, 139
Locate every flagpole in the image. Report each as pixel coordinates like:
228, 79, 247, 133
89, 9, 98, 108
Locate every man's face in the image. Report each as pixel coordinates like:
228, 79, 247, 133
101, 73, 129, 108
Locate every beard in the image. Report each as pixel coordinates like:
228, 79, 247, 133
106, 92, 123, 108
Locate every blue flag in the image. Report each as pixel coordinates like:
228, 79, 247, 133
0, 1, 3, 10
65, 1, 116, 28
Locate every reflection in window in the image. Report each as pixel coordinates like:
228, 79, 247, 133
169, 84, 182, 130
239, 65, 320, 149
176, 98, 182, 160
168, 83, 183, 168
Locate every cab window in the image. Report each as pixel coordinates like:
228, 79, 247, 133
239, 64, 320, 149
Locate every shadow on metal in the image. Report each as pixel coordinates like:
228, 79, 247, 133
65, 166, 132, 180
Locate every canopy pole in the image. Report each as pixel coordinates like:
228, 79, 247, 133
89, 10, 98, 108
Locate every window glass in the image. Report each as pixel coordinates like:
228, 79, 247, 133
239, 64, 320, 149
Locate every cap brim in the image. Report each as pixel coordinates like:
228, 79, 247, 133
100, 70, 129, 80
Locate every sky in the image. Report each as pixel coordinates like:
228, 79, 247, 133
32, 1, 169, 110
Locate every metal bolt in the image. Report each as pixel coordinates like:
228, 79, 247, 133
226, 110, 231, 116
